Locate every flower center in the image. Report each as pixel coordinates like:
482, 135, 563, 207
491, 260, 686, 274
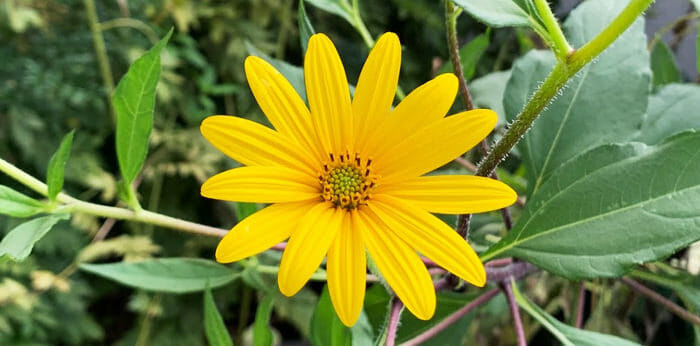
319, 152, 376, 210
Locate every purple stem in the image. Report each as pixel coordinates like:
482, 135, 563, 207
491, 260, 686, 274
487, 262, 537, 283
502, 280, 527, 346
400, 288, 501, 346
575, 281, 586, 328
385, 298, 404, 346
621, 277, 700, 328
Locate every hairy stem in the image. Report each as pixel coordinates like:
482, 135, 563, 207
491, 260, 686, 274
385, 299, 404, 346
475, 0, 655, 179
534, 0, 573, 59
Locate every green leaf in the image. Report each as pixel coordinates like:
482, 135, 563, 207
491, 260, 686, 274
245, 41, 306, 102
204, 285, 234, 346
484, 131, 700, 279
0, 185, 46, 218
504, 0, 650, 196
512, 282, 639, 346
637, 84, 700, 145
114, 29, 173, 184
79, 258, 239, 293
46, 130, 74, 202
470, 70, 512, 124
453, 0, 538, 28
234, 202, 260, 222
438, 31, 490, 80
0, 214, 69, 261
650, 40, 681, 88
310, 285, 352, 346
253, 294, 275, 346
304, 0, 354, 25
299, 0, 316, 53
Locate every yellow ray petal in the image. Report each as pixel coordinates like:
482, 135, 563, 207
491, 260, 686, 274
355, 208, 436, 320
305, 33, 353, 154
278, 202, 342, 296
201, 166, 319, 203
216, 200, 317, 263
244, 57, 326, 163
375, 175, 517, 214
352, 33, 401, 155
368, 195, 486, 287
361, 73, 457, 157
327, 211, 366, 326
201, 115, 319, 176
375, 109, 497, 184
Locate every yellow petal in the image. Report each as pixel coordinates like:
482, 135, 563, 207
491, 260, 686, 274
327, 212, 366, 326
305, 33, 353, 154
375, 109, 497, 184
216, 200, 317, 263
352, 33, 401, 155
201, 166, 319, 203
244, 56, 326, 163
355, 209, 436, 320
368, 195, 486, 287
201, 115, 319, 176
361, 73, 457, 157
278, 202, 342, 296
375, 175, 517, 214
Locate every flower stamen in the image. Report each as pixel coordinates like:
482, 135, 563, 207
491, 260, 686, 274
319, 152, 376, 209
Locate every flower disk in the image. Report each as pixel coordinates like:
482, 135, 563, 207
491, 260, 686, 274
319, 153, 376, 209
200, 32, 518, 327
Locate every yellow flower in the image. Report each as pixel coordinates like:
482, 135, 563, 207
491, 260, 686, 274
201, 32, 516, 326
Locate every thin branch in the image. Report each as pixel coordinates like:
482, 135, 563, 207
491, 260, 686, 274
400, 288, 501, 346
620, 277, 700, 328
385, 298, 404, 346
502, 280, 527, 346
487, 262, 538, 283
575, 281, 586, 328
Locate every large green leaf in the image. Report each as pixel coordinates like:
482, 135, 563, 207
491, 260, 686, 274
452, 0, 535, 28
650, 41, 681, 88
0, 185, 45, 218
46, 130, 74, 202
204, 285, 234, 346
484, 131, 700, 279
637, 84, 700, 145
80, 258, 239, 293
0, 214, 69, 261
504, 0, 650, 195
114, 29, 172, 184
512, 282, 639, 345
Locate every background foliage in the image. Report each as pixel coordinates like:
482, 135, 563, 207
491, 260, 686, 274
1, 0, 700, 345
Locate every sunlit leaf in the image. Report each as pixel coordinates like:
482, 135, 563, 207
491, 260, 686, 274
46, 130, 74, 202
304, 0, 354, 25
0, 214, 69, 261
114, 29, 173, 184
0, 185, 46, 218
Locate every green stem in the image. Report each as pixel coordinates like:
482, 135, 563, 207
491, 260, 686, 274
534, 0, 573, 59
475, 0, 655, 179
0, 157, 227, 238
445, 0, 474, 111
99, 18, 160, 44
82, 0, 116, 125
256, 264, 327, 281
